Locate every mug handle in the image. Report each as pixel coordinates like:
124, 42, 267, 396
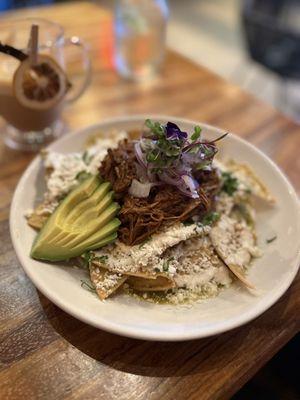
63, 36, 91, 104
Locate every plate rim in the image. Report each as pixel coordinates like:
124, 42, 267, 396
10, 114, 300, 341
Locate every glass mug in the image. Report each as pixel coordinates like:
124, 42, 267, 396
0, 18, 91, 151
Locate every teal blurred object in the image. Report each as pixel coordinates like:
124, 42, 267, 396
0, 0, 53, 11
0, 1, 10, 11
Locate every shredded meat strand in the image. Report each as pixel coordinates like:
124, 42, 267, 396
99, 140, 221, 245
99, 139, 137, 199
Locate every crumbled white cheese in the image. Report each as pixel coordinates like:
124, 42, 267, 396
215, 192, 235, 215
94, 272, 123, 291
164, 235, 232, 289
93, 225, 232, 301
41, 130, 128, 209
44, 152, 86, 202
168, 265, 177, 275
209, 214, 259, 269
94, 222, 211, 275
174, 269, 216, 290
89, 263, 126, 298
165, 283, 220, 305
214, 265, 233, 285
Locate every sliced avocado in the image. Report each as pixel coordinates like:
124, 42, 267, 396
66, 182, 111, 225
54, 187, 114, 246
31, 220, 119, 262
65, 202, 120, 247
39, 175, 101, 244
54, 175, 100, 220
87, 232, 117, 251
31, 176, 120, 262
71, 219, 120, 253
72, 191, 114, 228
54, 198, 118, 246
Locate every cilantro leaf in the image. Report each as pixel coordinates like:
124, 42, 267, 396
94, 255, 108, 263
221, 171, 238, 196
82, 251, 94, 268
191, 126, 202, 141
183, 219, 194, 226
201, 212, 220, 226
138, 236, 152, 249
163, 260, 169, 272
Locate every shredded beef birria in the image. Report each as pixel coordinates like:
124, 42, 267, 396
99, 139, 221, 245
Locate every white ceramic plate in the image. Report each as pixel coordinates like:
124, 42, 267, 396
10, 115, 300, 341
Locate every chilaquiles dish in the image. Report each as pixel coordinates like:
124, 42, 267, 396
28, 120, 275, 304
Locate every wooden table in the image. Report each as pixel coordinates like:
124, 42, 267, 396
0, 3, 299, 399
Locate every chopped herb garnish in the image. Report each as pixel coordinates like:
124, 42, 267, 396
161, 258, 174, 273
138, 236, 152, 249
163, 260, 169, 272
82, 250, 94, 268
154, 267, 160, 273
233, 203, 253, 226
191, 125, 202, 142
82, 150, 90, 164
201, 212, 220, 226
94, 255, 108, 263
266, 235, 277, 244
82, 251, 109, 268
221, 171, 238, 196
145, 119, 165, 136
183, 219, 194, 226
136, 119, 227, 199
76, 171, 91, 183
81, 280, 96, 293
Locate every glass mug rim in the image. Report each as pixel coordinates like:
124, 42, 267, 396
0, 17, 65, 50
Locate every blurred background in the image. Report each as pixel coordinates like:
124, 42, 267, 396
0, 0, 299, 398
1, 0, 300, 123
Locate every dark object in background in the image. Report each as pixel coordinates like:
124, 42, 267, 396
242, 0, 300, 79
233, 333, 300, 400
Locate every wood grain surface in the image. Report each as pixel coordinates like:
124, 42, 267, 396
0, 3, 299, 400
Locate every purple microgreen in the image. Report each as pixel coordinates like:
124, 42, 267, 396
206, 132, 228, 144
166, 122, 188, 141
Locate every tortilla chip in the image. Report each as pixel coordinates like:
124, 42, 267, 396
89, 263, 127, 300
92, 260, 158, 280
226, 160, 275, 204
209, 214, 257, 289
27, 204, 51, 230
